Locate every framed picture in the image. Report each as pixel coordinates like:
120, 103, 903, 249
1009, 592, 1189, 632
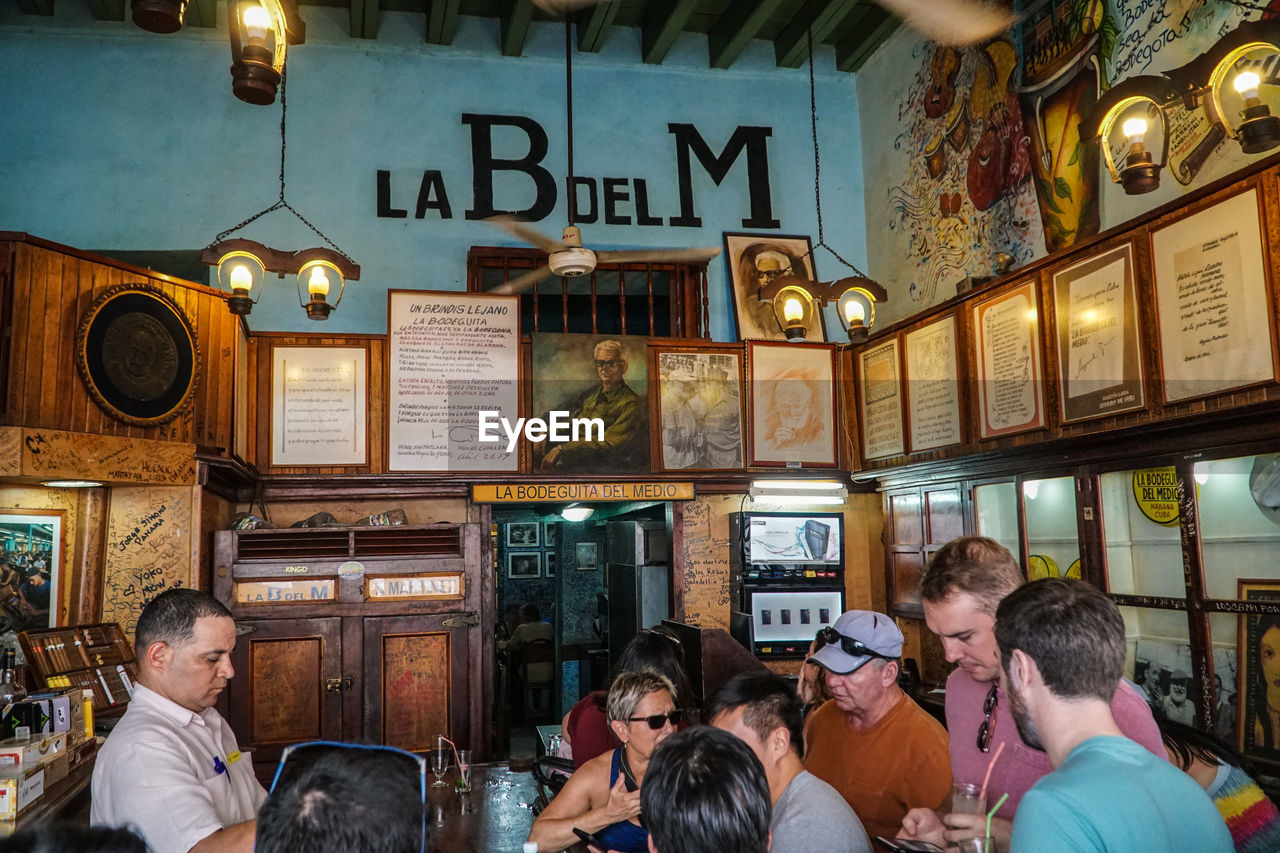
904, 315, 963, 452
652, 345, 745, 471
747, 341, 837, 467
1052, 242, 1146, 422
507, 551, 541, 579
972, 281, 1046, 439
724, 233, 825, 342
505, 522, 540, 548
543, 522, 557, 548
545, 553, 557, 578
270, 344, 369, 467
1237, 579, 1280, 760
0, 512, 62, 631
858, 338, 905, 460
530, 333, 651, 473
1151, 187, 1276, 403
575, 542, 599, 571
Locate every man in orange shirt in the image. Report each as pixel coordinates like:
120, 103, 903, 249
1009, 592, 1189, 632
802, 610, 951, 839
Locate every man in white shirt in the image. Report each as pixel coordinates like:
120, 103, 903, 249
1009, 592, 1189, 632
92, 588, 265, 853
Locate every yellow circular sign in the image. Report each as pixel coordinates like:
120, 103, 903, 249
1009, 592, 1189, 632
1065, 559, 1081, 579
1028, 554, 1058, 581
1133, 467, 1180, 526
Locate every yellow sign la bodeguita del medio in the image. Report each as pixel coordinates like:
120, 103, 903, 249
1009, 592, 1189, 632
1133, 467, 1180, 526
472, 482, 695, 503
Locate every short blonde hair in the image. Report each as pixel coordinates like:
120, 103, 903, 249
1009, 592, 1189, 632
606, 670, 676, 724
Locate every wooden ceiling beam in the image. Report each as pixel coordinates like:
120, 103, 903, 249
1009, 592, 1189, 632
836, 6, 897, 72
501, 0, 535, 57
86, 0, 125, 21
351, 0, 380, 39
425, 0, 461, 45
642, 0, 699, 66
709, 0, 784, 70
577, 0, 622, 54
775, 0, 860, 69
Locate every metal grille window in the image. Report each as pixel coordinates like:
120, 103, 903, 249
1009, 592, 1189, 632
467, 246, 710, 338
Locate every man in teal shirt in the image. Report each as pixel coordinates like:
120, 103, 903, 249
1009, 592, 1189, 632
996, 578, 1232, 853
541, 339, 645, 471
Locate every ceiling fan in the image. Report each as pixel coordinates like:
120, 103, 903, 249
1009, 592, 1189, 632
488, 15, 722, 295
531, 0, 1016, 49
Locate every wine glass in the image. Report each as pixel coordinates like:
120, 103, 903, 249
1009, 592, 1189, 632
429, 744, 449, 787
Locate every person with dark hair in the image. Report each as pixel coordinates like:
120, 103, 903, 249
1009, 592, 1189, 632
802, 609, 951, 840
1251, 613, 1280, 750
1162, 719, 1280, 852
255, 743, 427, 853
92, 588, 265, 853
3, 823, 149, 853
529, 670, 680, 853
994, 578, 1231, 852
707, 672, 871, 853
640, 727, 772, 853
561, 628, 694, 768
901, 536, 1164, 849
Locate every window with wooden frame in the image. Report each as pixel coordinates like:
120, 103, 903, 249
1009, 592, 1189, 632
467, 246, 711, 338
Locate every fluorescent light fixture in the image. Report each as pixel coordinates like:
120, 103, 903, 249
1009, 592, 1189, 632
42, 480, 103, 489
561, 505, 595, 522
749, 479, 845, 491
749, 492, 847, 506
749, 478, 848, 505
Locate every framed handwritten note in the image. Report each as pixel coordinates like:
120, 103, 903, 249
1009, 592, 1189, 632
1052, 243, 1145, 422
388, 290, 520, 472
858, 338, 904, 460
1151, 187, 1276, 403
904, 315, 962, 452
972, 282, 1046, 439
271, 346, 368, 467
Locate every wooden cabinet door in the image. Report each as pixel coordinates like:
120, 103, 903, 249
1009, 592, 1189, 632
225, 617, 344, 780
363, 614, 473, 753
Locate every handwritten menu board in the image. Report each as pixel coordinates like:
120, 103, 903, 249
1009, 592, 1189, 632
1151, 188, 1275, 402
973, 282, 1045, 439
271, 346, 368, 466
904, 316, 962, 451
388, 290, 520, 472
858, 339, 904, 460
101, 486, 194, 637
678, 496, 733, 629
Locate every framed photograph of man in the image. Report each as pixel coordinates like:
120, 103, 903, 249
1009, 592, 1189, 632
1237, 579, 1280, 759
543, 522, 557, 548
724, 233, 825, 342
530, 333, 651, 473
747, 341, 837, 467
575, 542, 599, 571
505, 522, 540, 548
651, 345, 745, 472
545, 553, 557, 578
507, 551, 541, 579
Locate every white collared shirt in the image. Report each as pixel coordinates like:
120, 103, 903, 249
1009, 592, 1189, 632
91, 684, 267, 853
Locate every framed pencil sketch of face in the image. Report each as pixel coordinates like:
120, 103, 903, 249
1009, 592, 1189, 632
724, 233, 824, 342
505, 522, 540, 548
747, 341, 838, 467
507, 551, 541, 580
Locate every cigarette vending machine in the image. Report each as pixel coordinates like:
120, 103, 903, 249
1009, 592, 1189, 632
730, 512, 845, 659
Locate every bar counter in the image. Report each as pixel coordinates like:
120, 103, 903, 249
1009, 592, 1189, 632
429, 763, 539, 853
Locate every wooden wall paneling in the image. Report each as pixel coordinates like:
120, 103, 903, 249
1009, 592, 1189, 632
42, 254, 74, 430
8, 245, 41, 425
0, 242, 12, 424
72, 486, 107, 627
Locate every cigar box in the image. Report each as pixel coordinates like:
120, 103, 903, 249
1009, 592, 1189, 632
18, 624, 136, 720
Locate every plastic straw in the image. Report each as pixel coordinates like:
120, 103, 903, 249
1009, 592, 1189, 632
985, 792, 1009, 838
979, 741, 1006, 801
439, 734, 464, 771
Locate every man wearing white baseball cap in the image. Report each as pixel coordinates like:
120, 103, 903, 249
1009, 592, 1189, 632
802, 610, 951, 840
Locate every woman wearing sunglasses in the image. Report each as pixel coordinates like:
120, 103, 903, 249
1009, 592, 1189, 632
529, 670, 682, 853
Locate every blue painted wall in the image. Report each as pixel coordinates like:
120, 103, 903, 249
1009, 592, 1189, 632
0, 8, 866, 341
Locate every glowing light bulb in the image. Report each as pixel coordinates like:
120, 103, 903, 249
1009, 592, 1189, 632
844, 298, 866, 325
242, 4, 270, 45
1194, 470, 1209, 486
1023, 481, 1040, 500
1121, 116, 1147, 142
1234, 70, 1261, 101
308, 265, 331, 299
782, 296, 805, 323
229, 264, 252, 296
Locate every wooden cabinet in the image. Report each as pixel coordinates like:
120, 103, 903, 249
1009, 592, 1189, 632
212, 524, 489, 775
884, 485, 965, 616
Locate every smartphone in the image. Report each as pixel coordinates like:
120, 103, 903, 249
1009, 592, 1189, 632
572, 826, 608, 851
874, 837, 944, 853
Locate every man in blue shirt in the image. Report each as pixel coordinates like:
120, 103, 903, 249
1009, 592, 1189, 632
996, 578, 1232, 853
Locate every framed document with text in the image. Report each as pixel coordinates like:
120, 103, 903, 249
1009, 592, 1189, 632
904, 315, 963, 452
1150, 187, 1276, 403
1052, 243, 1146, 422
271, 345, 368, 467
972, 282, 1046, 439
858, 338, 904, 460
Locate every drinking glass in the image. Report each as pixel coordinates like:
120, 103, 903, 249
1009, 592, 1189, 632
955, 838, 996, 853
429, 744, 449, 787
455, 748, 473, 793
951, 781, 987, 816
